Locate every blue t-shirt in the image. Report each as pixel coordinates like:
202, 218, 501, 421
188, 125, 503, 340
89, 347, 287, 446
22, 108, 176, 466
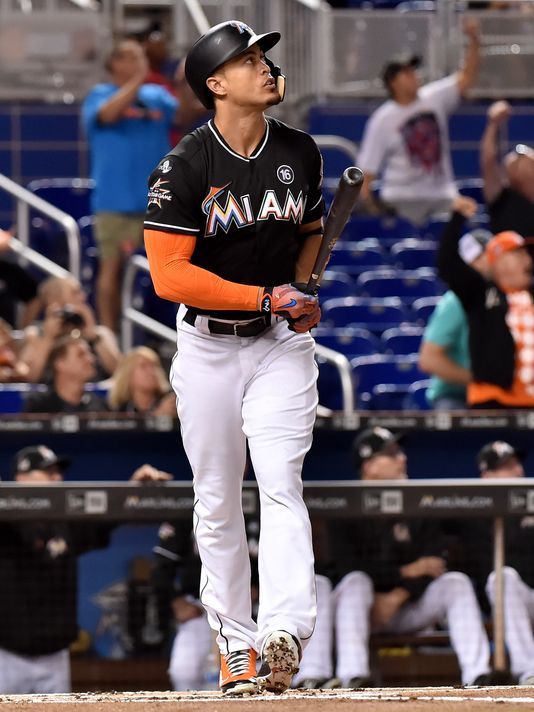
423, 290, 470, 403
82, 83, 178, 213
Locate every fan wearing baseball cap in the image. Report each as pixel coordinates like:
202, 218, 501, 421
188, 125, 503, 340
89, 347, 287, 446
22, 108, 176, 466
455, 441, 534, 685
438, 195, 534, 408
356, 19, 480, 226
297, 427, 492, 690
0, 445, 171, 694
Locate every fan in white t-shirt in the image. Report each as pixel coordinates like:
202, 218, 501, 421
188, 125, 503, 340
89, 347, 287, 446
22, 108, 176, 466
357, 18, 481, 226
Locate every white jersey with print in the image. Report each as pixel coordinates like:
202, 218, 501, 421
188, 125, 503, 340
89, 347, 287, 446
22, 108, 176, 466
357, 75, 460, 203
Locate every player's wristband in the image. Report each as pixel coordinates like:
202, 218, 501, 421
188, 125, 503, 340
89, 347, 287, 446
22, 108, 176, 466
258, 287, 274, 313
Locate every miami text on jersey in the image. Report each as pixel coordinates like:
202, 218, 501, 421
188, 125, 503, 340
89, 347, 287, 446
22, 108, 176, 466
202, 184, 306, 237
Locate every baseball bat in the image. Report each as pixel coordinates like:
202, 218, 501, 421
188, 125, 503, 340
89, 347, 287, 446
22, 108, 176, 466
306, 166, 364, 294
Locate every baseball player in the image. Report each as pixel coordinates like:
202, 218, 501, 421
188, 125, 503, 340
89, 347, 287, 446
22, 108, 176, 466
144, 21, 323, 696
298, 428, 493, 689
0, 446, 171, 694
457, 441, 534, 685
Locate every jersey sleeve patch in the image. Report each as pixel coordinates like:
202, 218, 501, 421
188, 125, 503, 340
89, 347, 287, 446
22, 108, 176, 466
146, 155, 203, 235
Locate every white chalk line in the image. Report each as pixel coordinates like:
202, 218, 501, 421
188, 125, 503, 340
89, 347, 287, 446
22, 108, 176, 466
2, 687, 534, 704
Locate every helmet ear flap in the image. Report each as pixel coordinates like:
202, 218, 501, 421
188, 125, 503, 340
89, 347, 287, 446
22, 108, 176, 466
265, 56, 286, 102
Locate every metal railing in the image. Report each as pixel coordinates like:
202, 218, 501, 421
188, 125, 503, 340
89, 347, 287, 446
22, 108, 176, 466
313, 135, 360, 192
121, 254, 177, 352
121, 255, 355, 416
0, 173, 80, 280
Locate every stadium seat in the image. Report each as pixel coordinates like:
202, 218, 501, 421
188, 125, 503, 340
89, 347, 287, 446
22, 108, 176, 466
131, 264, 177, 335
315, 327, 380, 358
316, 359, 345, 411
411, 296, 441, 325
396, 0, 435, 10
0, 384, 32, 414
343, 215, 420, 244
381, 325, 424, 355
78, 215, 99, 305
390, 239, 438, 270
403, 379, 433, 411
322, 297, 410, 333
421, 217, 448, 241
370, 384, 412, 410
328, 240, 388, 274
85, 380, 111, 399
27, 178, 95, 221
319, 270, 354, 299
350, 354, 426, 409
455, 178, 484, 204
356, 268, 440, 303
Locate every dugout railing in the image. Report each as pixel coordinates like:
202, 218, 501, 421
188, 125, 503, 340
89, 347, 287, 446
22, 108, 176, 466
2, 476, 533, 680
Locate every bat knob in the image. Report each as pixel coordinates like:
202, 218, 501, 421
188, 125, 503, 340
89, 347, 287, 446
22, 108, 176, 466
344, 166, 364, 187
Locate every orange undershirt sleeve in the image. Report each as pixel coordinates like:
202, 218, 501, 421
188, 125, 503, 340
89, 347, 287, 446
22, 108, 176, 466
144, 229, 262, 311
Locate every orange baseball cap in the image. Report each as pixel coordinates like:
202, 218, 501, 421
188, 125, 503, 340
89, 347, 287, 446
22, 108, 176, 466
486, 231, 525, 265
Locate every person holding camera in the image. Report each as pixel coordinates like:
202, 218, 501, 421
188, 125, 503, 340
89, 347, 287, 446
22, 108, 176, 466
21, 276, 121, 383
23, 334, 108, 413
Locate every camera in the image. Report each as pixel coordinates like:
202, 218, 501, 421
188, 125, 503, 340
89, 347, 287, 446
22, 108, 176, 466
56, 305, 85, 329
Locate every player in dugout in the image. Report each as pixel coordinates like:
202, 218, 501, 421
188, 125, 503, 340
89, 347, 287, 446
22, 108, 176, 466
0, 445, 171, 694
296, 427, 494, 689
452, 441, 534, 686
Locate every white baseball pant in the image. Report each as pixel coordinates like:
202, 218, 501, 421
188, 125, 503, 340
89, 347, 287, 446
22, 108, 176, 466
171, 307, 318, 656
0, 647, 70, 694
486, 567, 534, 683
168, 613, 215, 690
334, 570, 491, 686
294, 574, 334, 683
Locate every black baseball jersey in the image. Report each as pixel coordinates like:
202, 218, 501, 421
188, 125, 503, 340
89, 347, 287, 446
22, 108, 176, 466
0, 521, 112, 655
145, 117, 324, 319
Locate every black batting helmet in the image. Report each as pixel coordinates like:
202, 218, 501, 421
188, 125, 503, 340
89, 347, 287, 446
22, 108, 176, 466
185, 20, 281, 109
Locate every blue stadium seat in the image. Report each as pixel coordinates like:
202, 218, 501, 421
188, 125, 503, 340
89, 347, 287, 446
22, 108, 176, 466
85, 380, 110, 399
27, 178, 94, 221
403, 379, 433, 411
322, 297, 410, 333
396, 0, 435, 9
0, 384, 31, 413
411, 296, 441, 325
315, 327, 380, 358
328, 240, 388, 274
381, 325, 424, 355
343, 215, 420, 244
421, 217, 448, 241
370, 384, 412, 410
350, 354, 426, 409
78, 215, 99, 305
356, 268, 440, 303
456, 178, 484, 204
319, 270, 354, 299
390, 239, 437, 270
316, 358, 347, 411
132, 265, 177, 335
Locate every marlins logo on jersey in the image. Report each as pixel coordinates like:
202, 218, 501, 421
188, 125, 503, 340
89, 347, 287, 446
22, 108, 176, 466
202, 182, 306, 238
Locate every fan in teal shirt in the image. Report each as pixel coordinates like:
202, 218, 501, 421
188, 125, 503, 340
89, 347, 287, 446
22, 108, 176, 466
422, 290, 470, 407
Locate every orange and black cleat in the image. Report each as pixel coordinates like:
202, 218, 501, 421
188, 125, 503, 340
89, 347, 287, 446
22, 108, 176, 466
220, 648, 258, 696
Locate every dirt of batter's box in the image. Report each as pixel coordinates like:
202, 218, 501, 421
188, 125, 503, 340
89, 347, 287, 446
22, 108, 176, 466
1, 686, 534, 711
